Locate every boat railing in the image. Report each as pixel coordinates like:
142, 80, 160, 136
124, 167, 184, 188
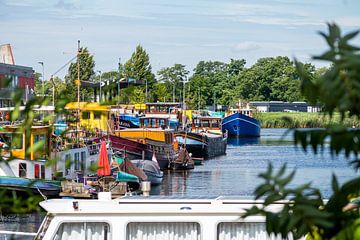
0, 120, 24, 126
0, 230, 37, 238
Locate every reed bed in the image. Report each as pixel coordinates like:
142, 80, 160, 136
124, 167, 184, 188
254, 112, 360, 128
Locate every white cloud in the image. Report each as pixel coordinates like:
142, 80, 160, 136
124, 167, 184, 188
334, 16, 360, 27
242, 16, 323, 26
233, 42, 260, 52
216, 3, 324, 27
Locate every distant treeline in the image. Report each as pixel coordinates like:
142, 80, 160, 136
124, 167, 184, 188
36, 45, 326, 108
255, 112, 360, 128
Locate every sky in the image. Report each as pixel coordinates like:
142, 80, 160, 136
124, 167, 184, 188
1, 0, 359, 80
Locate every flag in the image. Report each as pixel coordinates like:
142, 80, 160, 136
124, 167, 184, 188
152, 152, 158, 164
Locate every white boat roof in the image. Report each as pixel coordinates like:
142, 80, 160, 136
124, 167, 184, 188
0, 105, 55, 111
40, 196, 286, 215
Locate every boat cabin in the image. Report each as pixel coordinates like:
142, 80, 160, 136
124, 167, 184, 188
192, 116, 222, 132
0, 124, 51, 160
145, 102, 182, 121
140, 116, 170, 129
0, 158, 51, 179
228, 108, 253, 117
65, 102, 110, 132
145, 102, 181, 115
51, 143, 100, 179
36, 196, 287, 240
0, 124, 52, 179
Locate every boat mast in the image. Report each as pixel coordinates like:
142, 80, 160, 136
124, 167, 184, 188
77, 40, 81, 110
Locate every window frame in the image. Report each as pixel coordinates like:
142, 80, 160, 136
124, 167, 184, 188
126, 221, 201, 240
51, 220, 112, 240
18, 162, 27, 178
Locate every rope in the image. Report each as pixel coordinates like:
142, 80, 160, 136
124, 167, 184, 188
36, 186, 48, 201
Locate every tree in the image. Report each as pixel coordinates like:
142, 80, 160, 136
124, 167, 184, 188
157, 64, 189, 102
244, 24, 360, 240
152, 82, 172, 102
234, 56, 310, 102
63, 47, 96, 102
187, 59, 246, 108
124, 45, 155, 87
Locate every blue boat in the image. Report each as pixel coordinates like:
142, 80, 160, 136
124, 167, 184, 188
221, 112, 261, 137
118, 114, 140, 128
0, 176, 61, 197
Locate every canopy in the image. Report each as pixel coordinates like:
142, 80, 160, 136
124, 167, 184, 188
97, 141, 111, 176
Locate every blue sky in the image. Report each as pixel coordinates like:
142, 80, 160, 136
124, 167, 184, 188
1, 0, 359, 79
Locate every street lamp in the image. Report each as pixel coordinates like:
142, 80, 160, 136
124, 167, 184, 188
182, 76, 188, 129
38, 61, 44, 97
97, 70, 102, 102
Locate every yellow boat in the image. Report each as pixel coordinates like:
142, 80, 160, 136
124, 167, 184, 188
0, 124, 51, 160
0, 124, 54, 180
65, 102, 110, 132
113, 117, 179, 169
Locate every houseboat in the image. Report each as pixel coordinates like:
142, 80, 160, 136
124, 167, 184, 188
113, 116, 193, 170
34, 196, 287, 240
145, 102, 183, 130
0, 124, 60, 197
176, 116, 227, 159
65, 102, 110, 133
222, 108, 261, 138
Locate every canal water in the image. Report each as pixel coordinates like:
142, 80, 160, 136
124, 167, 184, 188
156, 128, 356, 198
0, 128, 357, 238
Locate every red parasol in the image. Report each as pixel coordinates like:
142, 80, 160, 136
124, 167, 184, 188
97, 141, 111, 176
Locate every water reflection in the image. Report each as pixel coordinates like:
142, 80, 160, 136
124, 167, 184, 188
160, 170, 192, 196
227, 137, 260, 146
155, 128, 354, 198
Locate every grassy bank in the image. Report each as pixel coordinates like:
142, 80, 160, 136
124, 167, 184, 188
255, 112, 360, 128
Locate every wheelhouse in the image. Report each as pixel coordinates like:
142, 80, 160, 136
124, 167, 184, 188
140, 117, 170, 129
36, 196, 287, 240
192, 116, 222, 131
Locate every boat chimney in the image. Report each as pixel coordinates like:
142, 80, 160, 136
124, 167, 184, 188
141, 181, 151, 196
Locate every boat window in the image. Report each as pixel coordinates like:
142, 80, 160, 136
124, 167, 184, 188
81, 151, 86, 171
19, 162, 27, 178
34, 164, 40, 179
194, 118, 200, 127
202, 120, 210, 128
211, 120, 219, 128
35, 134, 48, 152
127, 222, 200, 240
11, 133, 23, 149
82, 112, 90, 120
233, 125, 237, 131
53, 222, 110, 240
0, 133, 11, 154
217, 222, 282, 240
74, 152, 80, 171
41, 165, 45, 179
65, 154, 72, 176
94, 111, 101, 120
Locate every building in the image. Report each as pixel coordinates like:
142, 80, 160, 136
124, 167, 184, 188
0, 44, 36, 108
249, 101, 320, 112
0, 63, 35, 107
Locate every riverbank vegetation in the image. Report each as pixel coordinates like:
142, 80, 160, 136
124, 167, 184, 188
256, 112, 360, 128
